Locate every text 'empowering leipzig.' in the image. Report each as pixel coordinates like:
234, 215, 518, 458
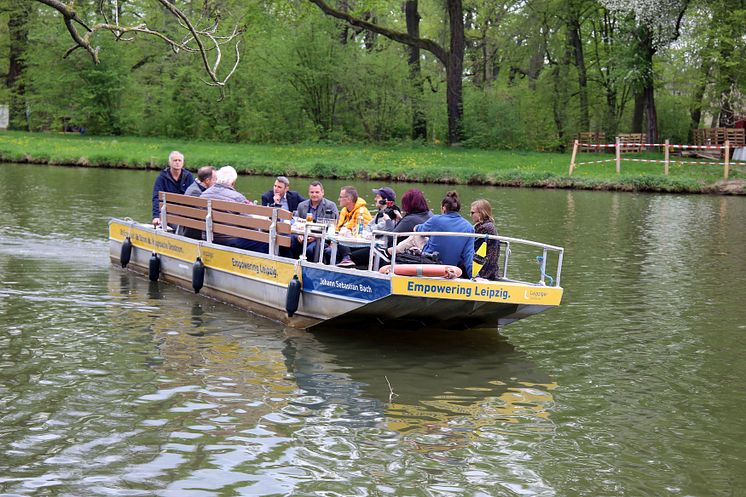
109, 192, 565, 330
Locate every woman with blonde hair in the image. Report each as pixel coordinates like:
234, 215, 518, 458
470, 199, 500, 280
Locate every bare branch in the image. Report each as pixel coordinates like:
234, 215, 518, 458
307, 0, 448, 65
32, 0, 245, 88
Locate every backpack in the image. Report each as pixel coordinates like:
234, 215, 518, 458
393, 248, 442, 265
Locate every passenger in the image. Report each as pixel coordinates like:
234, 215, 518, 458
385, 188, 433, 256
179, 166, 217, 239
470, 199, 500, 280
368, 187, 402, 231
151, 151, 194, 227
415, 191, 474, 277
349, 186, 404, 267
293, 181, 339, 260
200, 166, 268, 254
261, 176, 305, 212
336, 186, 373, 231
331, 186, 372, 267
184, 166, 217, 197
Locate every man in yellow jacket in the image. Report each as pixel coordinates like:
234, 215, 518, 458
336, 186, 373, 231
333, 186, 373, 267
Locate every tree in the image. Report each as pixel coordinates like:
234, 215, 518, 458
564, 0, 590, 131
30, 0, 243, 96
404, 0, 426, 140
307, 0, 466, 145
601, 0, 690, 143
5, 1, 33, 129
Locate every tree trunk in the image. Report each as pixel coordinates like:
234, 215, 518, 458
632, 26, 658, 143
7, 2, 32, 130
445, 0, 464, 145
644, 85, 657, 144
567, 8, 589, 131
636, 26, 658, 143
688, 60, 710, 142
605, 89, 618, 138
631, 92, 644, 133
404, 0, 426, 141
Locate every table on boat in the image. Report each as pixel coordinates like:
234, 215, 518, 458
290, 221, 378, 265
327, 233, 376, 265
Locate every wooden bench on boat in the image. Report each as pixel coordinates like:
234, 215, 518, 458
158, 192, 293, 256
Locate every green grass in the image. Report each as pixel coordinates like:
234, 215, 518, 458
1, 130, 743, 194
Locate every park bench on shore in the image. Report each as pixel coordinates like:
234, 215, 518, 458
158, 192, 293, 256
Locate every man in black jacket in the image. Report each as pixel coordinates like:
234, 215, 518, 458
261, 176, 305, 212
151, 151, 193, 226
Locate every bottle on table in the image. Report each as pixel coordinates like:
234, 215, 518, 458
356, 212, 364, 237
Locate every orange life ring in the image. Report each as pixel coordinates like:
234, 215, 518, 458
379, 264, 462, 279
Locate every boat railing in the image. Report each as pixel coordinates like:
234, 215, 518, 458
157, 193, 563, 287
371, 230, 564, 287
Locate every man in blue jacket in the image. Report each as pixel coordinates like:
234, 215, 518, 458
151, 151, 194, 226
261, 176, 305, 212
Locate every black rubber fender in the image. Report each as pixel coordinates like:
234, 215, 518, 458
120, 237, 132, 267
148, 252, 161, 281
192, 257, 205, 293
286, 275, 301, 317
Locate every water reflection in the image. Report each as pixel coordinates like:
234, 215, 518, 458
89, 270, 561, 495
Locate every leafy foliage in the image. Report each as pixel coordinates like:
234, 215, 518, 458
2, 0, 744, 152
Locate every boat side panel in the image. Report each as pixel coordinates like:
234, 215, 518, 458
301, 265, 391, 302
390, 275, 563, 306
110, 220, 298, 286
110, 220, 199, 262
109, 225, 365, 326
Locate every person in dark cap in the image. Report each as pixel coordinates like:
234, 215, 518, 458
370, 187, 401, 231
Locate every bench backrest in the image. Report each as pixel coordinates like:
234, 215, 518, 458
159, 192, 293, 254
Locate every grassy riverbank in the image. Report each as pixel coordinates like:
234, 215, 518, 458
1, 130, 744, 194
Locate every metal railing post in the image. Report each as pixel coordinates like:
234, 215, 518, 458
205, 200, 213, 244
160, 193, 167, 229
268, 209, 278, 257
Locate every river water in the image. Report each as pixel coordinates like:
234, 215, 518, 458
1, 163, 745, 496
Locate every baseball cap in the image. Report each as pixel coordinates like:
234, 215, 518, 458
372, 187, 396, 202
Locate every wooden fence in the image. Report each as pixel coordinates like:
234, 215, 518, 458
568, 139, 738, 179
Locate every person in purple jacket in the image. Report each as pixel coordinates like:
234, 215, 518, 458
415, 190, 474, 277
151, 151, 194, 226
